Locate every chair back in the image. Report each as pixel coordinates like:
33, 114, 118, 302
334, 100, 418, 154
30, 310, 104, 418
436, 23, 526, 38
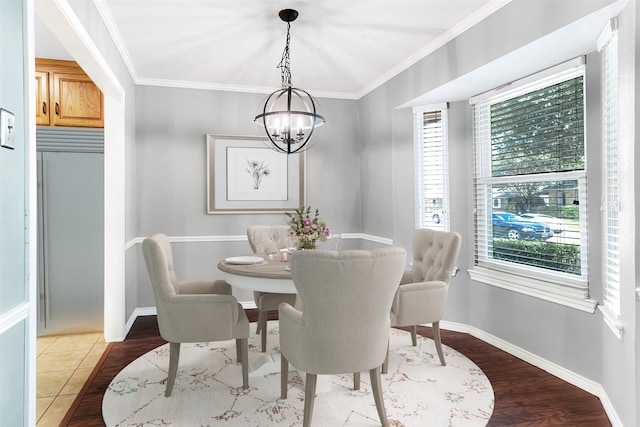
287, 248, 406, 374
411, 229, 461, 284
142, 233, 180, 300
247, 225, 290, 254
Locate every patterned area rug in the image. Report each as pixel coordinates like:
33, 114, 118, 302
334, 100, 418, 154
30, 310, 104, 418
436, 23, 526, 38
103, 322, 494, 426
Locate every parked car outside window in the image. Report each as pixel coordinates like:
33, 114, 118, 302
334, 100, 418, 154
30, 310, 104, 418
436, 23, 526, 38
492, 212, 553, 240
517, 213, 566, 234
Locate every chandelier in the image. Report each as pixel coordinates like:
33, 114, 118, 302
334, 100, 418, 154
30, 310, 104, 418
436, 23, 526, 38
254, 9, 325, 154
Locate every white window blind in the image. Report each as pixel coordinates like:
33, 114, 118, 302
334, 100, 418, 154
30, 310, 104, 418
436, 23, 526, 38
413, 104, 449, 230
471, 59, 591, 302
598, 19, 622, 336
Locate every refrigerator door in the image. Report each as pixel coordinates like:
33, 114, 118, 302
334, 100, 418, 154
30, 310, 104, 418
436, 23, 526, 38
37, 151, 104, 335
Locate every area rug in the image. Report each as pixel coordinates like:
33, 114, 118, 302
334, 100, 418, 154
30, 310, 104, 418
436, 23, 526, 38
103, 322, 494, 426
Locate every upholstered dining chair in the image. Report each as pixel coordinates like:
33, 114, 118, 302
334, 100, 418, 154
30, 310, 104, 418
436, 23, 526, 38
142, 233, 249, 396
279, 248, 406, 427
383, 228, 461, 373
247, 225, 296, 352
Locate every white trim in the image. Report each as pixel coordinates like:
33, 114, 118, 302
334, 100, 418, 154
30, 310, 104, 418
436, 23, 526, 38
597, 17, 618, 51
411, 102, 448, 114
126, 232, 393, 249
356, 0, 512, 99
598, 306, 624, 340
135, 77, 356, 101
470, 56, 585, 104
439, 320, 621, 426
0, 303, 30, 335
636, 287, 640, 298
343, 233, 393, 246
120, 307, 157, 342
469, 267, 598, 313
92, 0, 138, 82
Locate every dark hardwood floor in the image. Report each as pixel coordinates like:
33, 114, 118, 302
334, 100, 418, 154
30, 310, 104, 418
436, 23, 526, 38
62, 311, 611, 426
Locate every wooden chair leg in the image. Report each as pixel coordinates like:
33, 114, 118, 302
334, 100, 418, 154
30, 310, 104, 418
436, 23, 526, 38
165, 342, 181, 397
237, 338, 249, 389
433, 321, 446, 366
258, 310, 268, 352
381, 339, 389, 374
281, 353, 288, 399
411, 325, 417, 346
256, 310, 265, 335
303, 373, 317, 427
353, 372, 360, 390
369, 366, 389, 427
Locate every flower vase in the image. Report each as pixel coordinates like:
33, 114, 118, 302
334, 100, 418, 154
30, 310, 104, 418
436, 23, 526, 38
297, 238, 317, 250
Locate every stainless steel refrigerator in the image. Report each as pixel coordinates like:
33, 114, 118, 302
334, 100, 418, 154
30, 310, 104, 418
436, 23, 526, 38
36, 128, 104, 336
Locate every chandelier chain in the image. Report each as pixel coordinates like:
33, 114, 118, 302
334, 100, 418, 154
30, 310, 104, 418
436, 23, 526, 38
278, 22, 292, 88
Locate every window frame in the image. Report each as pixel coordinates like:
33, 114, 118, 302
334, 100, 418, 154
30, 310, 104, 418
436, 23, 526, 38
413, 103, 450, 231
469, 58, 597, 313
597, 18, 623, 339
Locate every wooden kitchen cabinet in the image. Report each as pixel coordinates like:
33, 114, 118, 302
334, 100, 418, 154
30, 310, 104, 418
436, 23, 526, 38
35, 58, 104, 128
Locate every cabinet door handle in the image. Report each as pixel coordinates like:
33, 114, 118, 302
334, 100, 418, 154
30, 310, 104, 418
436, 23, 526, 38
42, 101, 47, 115
55, 102, 59, 116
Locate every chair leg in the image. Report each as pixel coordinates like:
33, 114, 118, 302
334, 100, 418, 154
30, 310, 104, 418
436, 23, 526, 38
166, 342, 181, 397
381, 339, 389, 374
433, 321, 446, 366
353, 372, 360, 390
411, 325, 417, 346
256, 310, 265, 334
281, 353, 288, 399
237, 338, 249, 389
259, 310, 267, 352
303, 373, 317, 427
369, 366, 389, 427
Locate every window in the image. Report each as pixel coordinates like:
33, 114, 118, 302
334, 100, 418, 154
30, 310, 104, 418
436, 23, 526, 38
414, 104, 449, 230
470, 58, 596, 312
598, 19, 623, 338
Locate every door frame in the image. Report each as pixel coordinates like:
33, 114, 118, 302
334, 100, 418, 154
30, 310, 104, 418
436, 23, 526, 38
34, 0, 127, 342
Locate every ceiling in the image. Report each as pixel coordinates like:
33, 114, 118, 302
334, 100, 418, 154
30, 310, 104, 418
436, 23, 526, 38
35, 0, 511, 100
35, 0, 627, 104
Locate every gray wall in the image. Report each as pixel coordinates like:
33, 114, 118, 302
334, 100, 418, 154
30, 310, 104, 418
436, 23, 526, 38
55, 0, 637, 424
134, 86, 359, 304
357, 1, 636, 426
1, 0, 30, 424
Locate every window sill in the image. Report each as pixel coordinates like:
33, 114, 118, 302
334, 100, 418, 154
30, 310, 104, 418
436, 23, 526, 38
468, 266, 598, 313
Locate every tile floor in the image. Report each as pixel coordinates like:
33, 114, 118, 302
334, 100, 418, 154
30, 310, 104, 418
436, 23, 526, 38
36, 332, 107, 426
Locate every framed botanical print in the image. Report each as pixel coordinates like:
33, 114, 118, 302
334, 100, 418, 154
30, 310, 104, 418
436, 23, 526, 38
206, 134, 305, 213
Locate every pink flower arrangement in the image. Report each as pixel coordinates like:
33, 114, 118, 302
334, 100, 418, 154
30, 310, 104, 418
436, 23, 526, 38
285, 206, 330, 249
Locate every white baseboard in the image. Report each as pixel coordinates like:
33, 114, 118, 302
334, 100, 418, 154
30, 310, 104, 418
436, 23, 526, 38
122, 307, 157, 340
440, 320, 622, 427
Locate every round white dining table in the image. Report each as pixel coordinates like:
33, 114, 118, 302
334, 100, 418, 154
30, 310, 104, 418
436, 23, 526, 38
217, 254, 296, 294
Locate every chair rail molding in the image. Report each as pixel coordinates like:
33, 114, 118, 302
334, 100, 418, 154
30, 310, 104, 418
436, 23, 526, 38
125, 232, 393, 249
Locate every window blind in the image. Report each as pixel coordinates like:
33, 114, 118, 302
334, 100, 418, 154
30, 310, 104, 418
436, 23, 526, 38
600, 20, 621, 322
413, 104, 449, 230
472, 61, 589, 292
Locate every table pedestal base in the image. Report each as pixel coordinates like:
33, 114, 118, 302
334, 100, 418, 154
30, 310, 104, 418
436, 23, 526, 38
249, 352, 332, 392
